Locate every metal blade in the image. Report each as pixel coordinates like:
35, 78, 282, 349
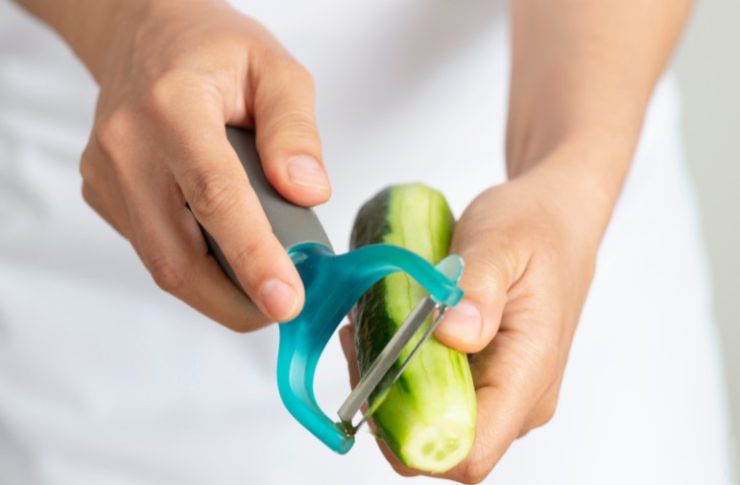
337, 296, 447, 435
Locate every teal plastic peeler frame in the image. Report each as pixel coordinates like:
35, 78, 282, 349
203, 128, 464, 453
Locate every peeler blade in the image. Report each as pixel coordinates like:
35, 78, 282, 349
337, 295, 448, 435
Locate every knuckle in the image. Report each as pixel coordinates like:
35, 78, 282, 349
147, 252, 187, 294
531, 395, 559, 429
143, 74, 177, 114
269, 108, 317, 138
80, 182, 94, 204
230, 231, 273, 282
141, 71, 200, 118
265, 54, 314, 88
538, 404, 557, 426
141, 80, 173, 119
525, 411, 552, 432
79, 151, 97, 185
463, 255, 509, 311
94, 110, 132, 156
460, 237, 519, 290
187, 171, 239, 220
285, 61, 315, 90
454, 439, 499, 484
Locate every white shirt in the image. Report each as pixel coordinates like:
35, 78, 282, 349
0, 1, 734, 484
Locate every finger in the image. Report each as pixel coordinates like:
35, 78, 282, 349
522, 370, 562, 432
123, 168, 269, 332
87, 107, 274, 329
159, 90, 304, 322
448, 387, 525, 483
250, 56, 331, 206
79, 140, 131, 238
81, 181, 129, 238
442, 324, 555, 484
460, 390, 529, 481
435, 237, 518, 353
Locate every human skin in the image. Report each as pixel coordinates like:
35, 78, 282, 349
18, 0, 692, 482
340, 0, 692, 482
18, 0, 331, 330
339, 0, 692, 482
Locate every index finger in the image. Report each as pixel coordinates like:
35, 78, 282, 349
160, 96, 304, 322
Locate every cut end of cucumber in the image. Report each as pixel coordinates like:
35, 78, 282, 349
395, 419, 475, 473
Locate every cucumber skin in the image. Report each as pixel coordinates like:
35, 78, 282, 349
350, 184, 476, 472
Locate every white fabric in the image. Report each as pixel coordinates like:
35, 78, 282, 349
0, 1, 735, 484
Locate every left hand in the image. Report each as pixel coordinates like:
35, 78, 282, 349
340, 162, 605, 483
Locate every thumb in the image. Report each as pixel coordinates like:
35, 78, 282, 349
434, 239, 517, 354
251, 58, 331, 206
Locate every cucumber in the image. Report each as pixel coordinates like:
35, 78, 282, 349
350, 183, 476, 473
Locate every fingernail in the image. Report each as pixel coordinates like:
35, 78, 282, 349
439, 299, 482, 343
286, 156, 329, 190
259, 278, 299, 321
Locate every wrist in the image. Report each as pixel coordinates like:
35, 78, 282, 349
512, 135, 632, 249
505, 76, 645, 184
18, 0, 149, 81
19, 0, 231, 83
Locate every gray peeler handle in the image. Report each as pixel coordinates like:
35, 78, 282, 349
201, 127, 332, 290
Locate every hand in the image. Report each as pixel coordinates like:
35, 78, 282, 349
341, 161, 604, 483
75, 0, 330, 330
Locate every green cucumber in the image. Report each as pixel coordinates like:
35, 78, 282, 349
350, 183, 476, 473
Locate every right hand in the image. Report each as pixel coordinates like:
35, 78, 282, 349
77, 0, 330, 331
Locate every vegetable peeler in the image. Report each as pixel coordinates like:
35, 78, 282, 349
202, 127, 464, 454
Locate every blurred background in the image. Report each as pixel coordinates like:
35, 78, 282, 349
675, 0, 740, 472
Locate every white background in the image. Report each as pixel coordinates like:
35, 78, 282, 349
675, 0, 740, 471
